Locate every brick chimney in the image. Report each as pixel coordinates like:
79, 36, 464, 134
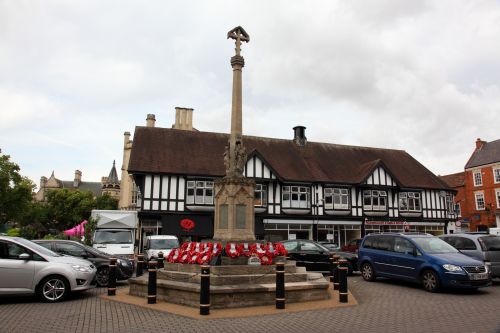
293, 126, 307, 146
173, 107, 194, 131
476, 138, 486, 150
146, 114, 156, 127
74, 170, 82, 188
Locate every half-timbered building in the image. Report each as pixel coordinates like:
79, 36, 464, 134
127, 111, 456, 246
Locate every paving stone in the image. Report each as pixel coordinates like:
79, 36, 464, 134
1, 278, 500, 332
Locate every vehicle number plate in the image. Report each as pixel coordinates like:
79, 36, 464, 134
469, 273, 488, 280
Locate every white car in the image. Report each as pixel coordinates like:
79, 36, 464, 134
0, 236, 97, 302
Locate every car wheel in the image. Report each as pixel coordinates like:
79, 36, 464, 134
37, 275, 70, 302
361, 262, 376, 281
96, 267, 110, 287
421, 270, 440, 292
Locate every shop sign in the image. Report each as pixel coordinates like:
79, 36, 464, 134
365, 221, 406, 226
180, 218, 196, 232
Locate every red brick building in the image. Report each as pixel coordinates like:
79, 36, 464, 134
442, 138, 500, 231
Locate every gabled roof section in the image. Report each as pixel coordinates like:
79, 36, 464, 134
465, 139, 500, 169
128, 127, 451, 190
359, 159, 400, 187
246, 149, 280, 180
439, 172, 465, 188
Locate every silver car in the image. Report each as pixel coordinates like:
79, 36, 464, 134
0, 236, 97, 302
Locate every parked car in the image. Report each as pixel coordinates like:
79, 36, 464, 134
34, 239, 134, 287
439, 233, 500, 278
358, 232, 491, 292
281, 239, 357, 275
0, 236, 96, 302
318, 242, 340, 251
341, 238, 362, 253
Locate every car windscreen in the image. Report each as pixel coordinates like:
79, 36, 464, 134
149, 239, 179, 249
16, 238, 61, 257
94, 230, 133, 244
479, 236, 500, 251
412, 237, 459, 254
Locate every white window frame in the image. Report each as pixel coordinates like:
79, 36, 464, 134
494, 168, 500, 184
254, 184, 267, 207
454, 202, 461, 217
186, 180, 214, 205
324, 187, 350, 210
398, 192, 422, 212
363, 190, 387, 211
282, 185, 310, 209
473, 170, 483, 186
475, 192, 485, 210
496, 189, 500, 209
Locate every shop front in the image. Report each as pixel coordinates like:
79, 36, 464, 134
263, 219, 362, 246
363, 219, 446, 236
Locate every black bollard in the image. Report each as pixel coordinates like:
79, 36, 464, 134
338, 259, 348, 303
107, 257, 117, 296
157, 251, 164, 269
147, 261, 157, 304
136, 254, 144, 277
333, 255, 341, 291
200, 265, 210, 315
275, 262, 285, 309
329, 255, 337, 284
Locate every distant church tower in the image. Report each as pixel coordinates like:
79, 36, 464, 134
102, 160, 120, 199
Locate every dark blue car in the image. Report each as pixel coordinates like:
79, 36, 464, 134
358, 232, 491, 292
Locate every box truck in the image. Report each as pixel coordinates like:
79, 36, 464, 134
91, 210, 138, 258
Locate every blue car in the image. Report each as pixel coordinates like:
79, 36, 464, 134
358, 232, 491, 292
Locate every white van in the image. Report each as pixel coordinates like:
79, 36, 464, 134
91, 210, 138, 258
144, 235, 179, 262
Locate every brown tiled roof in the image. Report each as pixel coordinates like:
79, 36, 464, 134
439, 172, 465, 188
465, 139, 500, 169
128, 127, 451, 190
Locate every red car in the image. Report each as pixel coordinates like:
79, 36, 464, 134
341, 238, 362, 253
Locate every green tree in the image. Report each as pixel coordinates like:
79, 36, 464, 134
0, 154, 35, 227
45, 189, 95, 232
95, 193, 119, 210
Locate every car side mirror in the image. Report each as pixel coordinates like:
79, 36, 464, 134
19, 253, 31, 260
412, 248, 418, 256
81, 252, 89, 259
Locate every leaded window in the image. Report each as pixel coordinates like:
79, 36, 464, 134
186, 180, 214, 205
399, 192, 421, 212
282, 185, 310, 209
254, 184, 267, 207
324, 188, 349, 210
363, 190, 387, 211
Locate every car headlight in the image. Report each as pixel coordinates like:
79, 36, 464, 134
443, 264, 463, 272
71, 264, 92, 273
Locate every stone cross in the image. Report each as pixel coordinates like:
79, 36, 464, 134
227, 26, 250, 56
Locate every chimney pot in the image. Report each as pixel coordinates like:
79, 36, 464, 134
293, 126, 307, 146
146, 114, 156, 127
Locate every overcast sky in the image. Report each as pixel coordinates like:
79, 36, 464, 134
1, 0, 500, 189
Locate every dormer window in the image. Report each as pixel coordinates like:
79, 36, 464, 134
324, 188, 349, 210
282, 185, 310, 209
363, 190, 387, 211
186, 180, 213, 205
399, 192, 421, 212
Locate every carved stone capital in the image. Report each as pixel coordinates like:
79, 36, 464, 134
230, 55, 245, 68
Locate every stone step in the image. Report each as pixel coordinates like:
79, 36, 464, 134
157, 270, 320, 285
161, 261, 304, 275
